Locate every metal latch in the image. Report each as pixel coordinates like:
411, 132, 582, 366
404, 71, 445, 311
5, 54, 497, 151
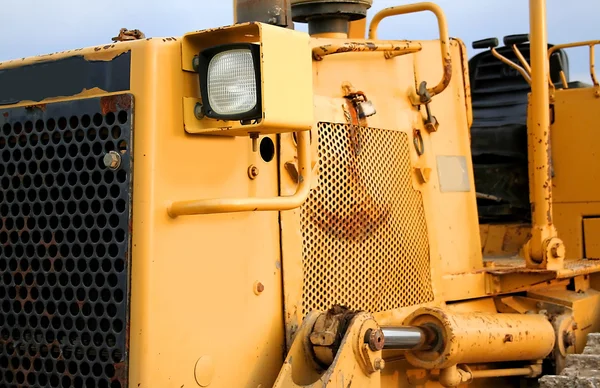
345, 91, 377, 119
417, 81, 439, 132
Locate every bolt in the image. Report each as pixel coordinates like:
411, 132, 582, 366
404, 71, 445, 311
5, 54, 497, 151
365, 329, 385, 351
248, 165, 259, 180
194, 103, 205, 120
103, 151, 121, 170
551, 243, 565, 259
254, 281, 264, 295
192, 56, 200, 72
563, 331, 576, 348
250, 133, 259, 152
374, 358, 385, 371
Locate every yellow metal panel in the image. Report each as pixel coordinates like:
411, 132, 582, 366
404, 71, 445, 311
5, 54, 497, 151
553, 87, 600, 203
280, 37, 481, 342
480, 224, 531, 258
416, 40, 482, 274
554, 202, 600, 259
125, 39, 285, 387
584, 218, 600, 258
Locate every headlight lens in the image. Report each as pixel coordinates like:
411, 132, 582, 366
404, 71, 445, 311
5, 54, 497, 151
207, 49, 257, 116
198, 43, 262, 121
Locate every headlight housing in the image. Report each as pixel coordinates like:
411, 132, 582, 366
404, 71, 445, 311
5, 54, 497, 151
198, 43, 262, 121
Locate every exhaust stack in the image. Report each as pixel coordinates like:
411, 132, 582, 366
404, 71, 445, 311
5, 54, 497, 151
234, 0, 293, 28
291, 0, 372, 37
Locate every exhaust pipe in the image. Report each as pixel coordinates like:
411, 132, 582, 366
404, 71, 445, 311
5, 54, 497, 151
291, 0, 372, 37
234, 0, 293, 28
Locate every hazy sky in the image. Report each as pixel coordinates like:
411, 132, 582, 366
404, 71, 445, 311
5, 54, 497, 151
0, 1, 598, 82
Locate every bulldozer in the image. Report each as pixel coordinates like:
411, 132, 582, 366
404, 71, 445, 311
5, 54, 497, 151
0, 0, 599, 386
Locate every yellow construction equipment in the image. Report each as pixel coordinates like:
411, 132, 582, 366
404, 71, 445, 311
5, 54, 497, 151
0, 0, 599, 387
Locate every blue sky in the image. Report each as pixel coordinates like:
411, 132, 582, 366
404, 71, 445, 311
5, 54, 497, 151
0, 1, 598, 82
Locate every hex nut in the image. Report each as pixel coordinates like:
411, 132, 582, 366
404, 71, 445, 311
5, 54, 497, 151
103, 151, 121, 170
374, 358, 385, 371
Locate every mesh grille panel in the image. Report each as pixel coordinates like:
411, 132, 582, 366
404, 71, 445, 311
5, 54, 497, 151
0, 95, 133, 388
301, 123, 433, 315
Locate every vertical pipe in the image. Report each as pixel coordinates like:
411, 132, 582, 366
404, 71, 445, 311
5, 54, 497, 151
234, 0, 293, 28
527, 0, 558, 262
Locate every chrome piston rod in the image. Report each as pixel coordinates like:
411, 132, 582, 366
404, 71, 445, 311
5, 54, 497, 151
381, 327, 436, 350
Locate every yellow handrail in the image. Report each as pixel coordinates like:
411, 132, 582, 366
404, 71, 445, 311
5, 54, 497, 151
368, 2, 451, 98
168, 130, 311, 217
548, 40, 600, 93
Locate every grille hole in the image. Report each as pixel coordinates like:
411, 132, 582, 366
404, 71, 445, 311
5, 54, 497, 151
0, 98, 131, 387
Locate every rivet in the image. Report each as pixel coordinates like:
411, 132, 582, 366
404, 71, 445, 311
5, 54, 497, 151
103, 151, 121, 170
192, 56, 200, 72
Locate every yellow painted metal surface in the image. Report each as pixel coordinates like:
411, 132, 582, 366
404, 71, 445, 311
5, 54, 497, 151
126, 39, 287, 388
480, 224, 531, 258
404, 308, 555, 370
280, 36, 482, 344
584, 218, 600, 258
524, 0, 564, 267
550, 87, 600, 259
2, 1, 600, 386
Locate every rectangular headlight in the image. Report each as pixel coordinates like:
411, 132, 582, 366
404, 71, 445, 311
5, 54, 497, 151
198, 43, 262, 121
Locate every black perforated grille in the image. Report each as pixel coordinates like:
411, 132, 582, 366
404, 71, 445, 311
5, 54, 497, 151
0, 95, 133, 388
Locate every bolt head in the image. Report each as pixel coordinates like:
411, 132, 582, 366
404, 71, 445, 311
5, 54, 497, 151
248, 165, 260, 180
254, 281, 265, 295
374, 358, 385, 371
551, 243, 565, 259
194, 103, 205, 120
192, 56, 201, 72
103, 151, 121, 170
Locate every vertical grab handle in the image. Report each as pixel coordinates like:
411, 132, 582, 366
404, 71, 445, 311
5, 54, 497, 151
368, 2, 452, 99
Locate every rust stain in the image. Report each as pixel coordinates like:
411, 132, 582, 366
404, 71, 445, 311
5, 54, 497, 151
113, 361, 128, 386
100, 95, 132, 115
24, 104, 47, 112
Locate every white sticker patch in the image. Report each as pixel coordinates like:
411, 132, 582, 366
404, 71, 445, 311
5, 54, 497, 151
436, 156, 471, 193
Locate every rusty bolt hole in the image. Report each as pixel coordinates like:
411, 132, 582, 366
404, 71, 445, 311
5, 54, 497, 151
254, 281, 265, 295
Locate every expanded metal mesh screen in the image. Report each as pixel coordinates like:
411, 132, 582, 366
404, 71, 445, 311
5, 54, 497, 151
0, 95, 133, 388
301, 123, 433, 315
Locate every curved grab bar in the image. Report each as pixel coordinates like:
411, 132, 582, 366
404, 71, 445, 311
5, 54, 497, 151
368, 2, 452, 99
548, 40, 600, 91
168, 130, 311, 217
